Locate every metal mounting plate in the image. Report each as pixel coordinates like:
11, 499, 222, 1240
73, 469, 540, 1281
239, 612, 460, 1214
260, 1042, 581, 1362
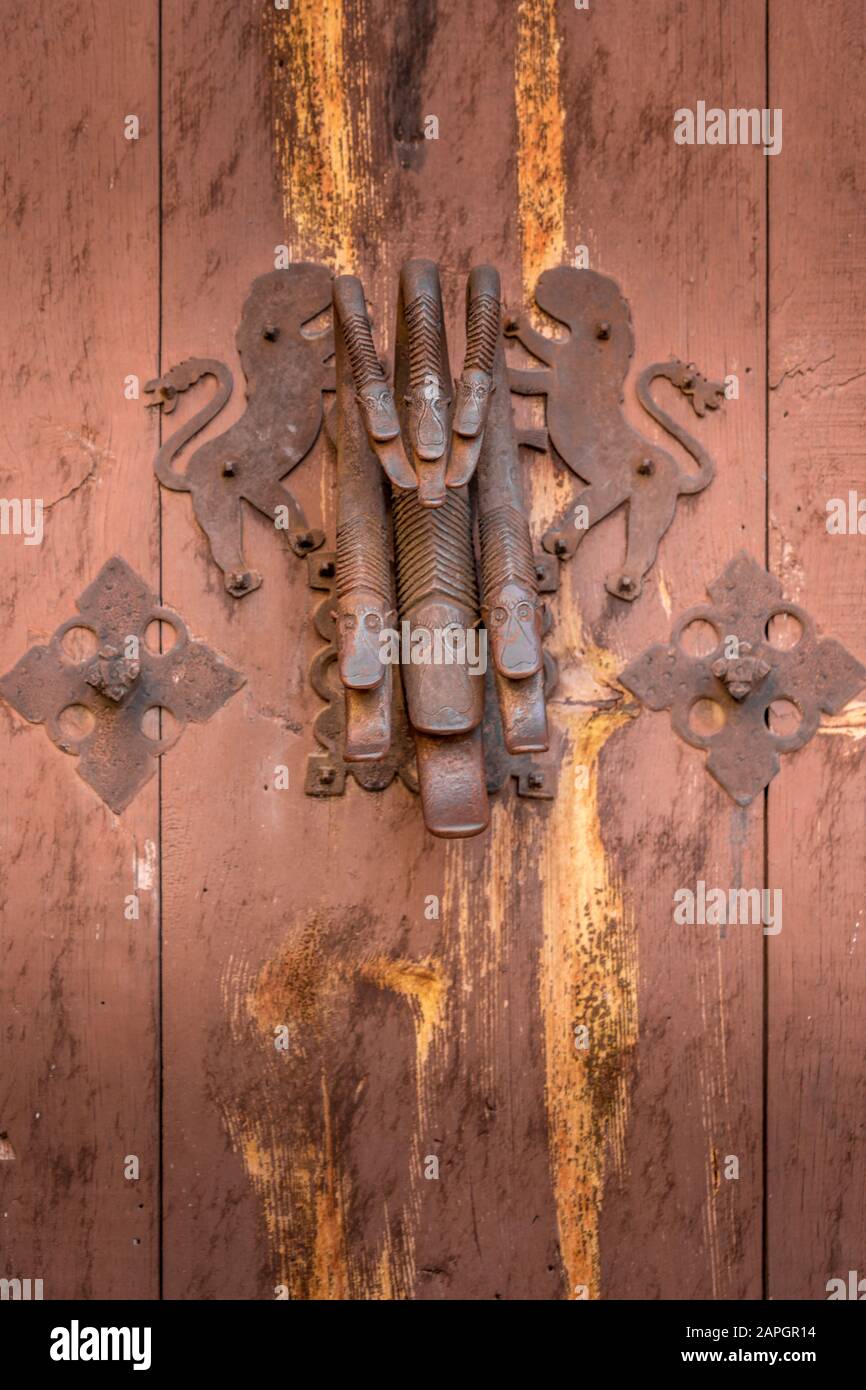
620, 551, 866, 804
0, 557, 244, 812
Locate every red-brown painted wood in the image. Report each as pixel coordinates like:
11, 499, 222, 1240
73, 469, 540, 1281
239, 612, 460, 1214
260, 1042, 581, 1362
0, 0, 160, 1298
766, 0, 866, 1302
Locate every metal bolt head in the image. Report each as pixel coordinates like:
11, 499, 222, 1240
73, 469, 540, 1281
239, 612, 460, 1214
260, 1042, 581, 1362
528, 771, 544, 789
617, 576, 636, 595
223, 460, 237, 477
262, 324, 280, 341
85, 647, 141, 703
319, 560, 336, 579
319, 767, 335, 785
554, 538, 568, 557
296, 531, 315, 550
595, 321, 611, 340
637, 457, 654, 475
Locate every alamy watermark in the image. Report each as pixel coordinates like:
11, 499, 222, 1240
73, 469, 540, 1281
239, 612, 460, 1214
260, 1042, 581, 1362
378, 622, 487, 676
826, 492, 866, 534
674, 880, 782, 935
674, 102, 782, 157
0, 497, 43, 545
1, 1276, 43, 1299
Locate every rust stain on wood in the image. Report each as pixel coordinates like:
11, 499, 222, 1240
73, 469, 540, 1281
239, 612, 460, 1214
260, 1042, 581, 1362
268, 0, 373, 271
514, 0, 566, 294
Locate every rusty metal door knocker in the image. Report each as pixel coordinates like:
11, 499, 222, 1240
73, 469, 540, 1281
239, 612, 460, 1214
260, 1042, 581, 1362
14, 260, 851, 830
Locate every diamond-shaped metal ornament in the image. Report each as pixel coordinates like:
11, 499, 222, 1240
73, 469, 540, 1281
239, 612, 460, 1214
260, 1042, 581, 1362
0, 557, 244, 812
620, 552, 866, 804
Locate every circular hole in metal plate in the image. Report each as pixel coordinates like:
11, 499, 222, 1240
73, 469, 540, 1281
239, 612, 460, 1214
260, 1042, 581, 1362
678, 619, 720, 658
688, 697, 726, 737
143, 618, 179, 655
765, 611, 803, 650
59, 625, 99, 663
765, 698, 802, 737
140, 706, 180, 743
57, 703, 96, 740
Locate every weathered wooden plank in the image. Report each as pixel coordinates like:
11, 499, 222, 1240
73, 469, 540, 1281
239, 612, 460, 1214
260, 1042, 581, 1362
766, 0, 866, 1301
0, 2, 160, 1297
159, 0, 565, 1300
546, 1, 767, 1297
157, 0, 770, 1300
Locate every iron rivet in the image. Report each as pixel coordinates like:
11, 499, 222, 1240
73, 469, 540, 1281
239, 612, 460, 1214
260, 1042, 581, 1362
595, 321, 611, 340
637, 457, 654, 475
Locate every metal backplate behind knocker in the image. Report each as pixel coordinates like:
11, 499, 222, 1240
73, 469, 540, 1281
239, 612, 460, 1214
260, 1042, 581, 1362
141, 260, 734, 837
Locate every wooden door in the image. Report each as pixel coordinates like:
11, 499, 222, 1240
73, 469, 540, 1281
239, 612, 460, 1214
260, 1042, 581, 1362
1, 0, 863, 1301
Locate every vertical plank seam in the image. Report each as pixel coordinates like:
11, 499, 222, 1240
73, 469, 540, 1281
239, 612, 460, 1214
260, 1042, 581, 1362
761, 0, 771, 1305
157, 0, 165, 1303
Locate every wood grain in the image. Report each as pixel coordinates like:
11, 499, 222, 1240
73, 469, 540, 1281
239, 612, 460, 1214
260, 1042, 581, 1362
0, 1, 160, 1298
545, 0, 766, 1301
766, 0, 866, 1301
3, 0, 864, 1302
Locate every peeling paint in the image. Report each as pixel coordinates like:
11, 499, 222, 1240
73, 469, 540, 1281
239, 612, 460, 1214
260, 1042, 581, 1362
134, 838, 157, 892
269, 0, 374, 272
514, 0, 566, 295
818, 700, 866, 740
513, 0, 637, 1299
537, 691, 638, 1299
220, 925, 445, 1300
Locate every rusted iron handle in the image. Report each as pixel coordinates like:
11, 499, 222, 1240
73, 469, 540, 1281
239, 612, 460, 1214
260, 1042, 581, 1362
332, 274, 416, 491
476, 334, 548, 753
392, 486, 484, 736
331, 281, 397, 761
447, 264, 500, 488
479, 505, 543, 679
400, 258, 451, 507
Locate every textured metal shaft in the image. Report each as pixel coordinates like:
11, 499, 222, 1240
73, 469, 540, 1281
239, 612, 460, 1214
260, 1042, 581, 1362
476, 334, 548, 752
393, 257, 488, 835
398, 259, 450, 505
393, 487, 478, 615
391, 485, 483, 735
464, 277, 500, 372
332, 287, 396, 760
332, 274, 414, 489
448, 264, 500, 487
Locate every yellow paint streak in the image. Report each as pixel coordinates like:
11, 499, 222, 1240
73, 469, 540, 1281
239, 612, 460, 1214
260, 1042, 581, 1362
694, 943, 732, 1301
359, 955, 447, 1075
658, 569, 673, 618
269, 0, 371, 271
309, 1074, 350, 1300
514, 0, 566, 295
818, 700, 866, 740
537, 689, 638, 1298
221, 929, 445, 1300
440, 797, 517, 1097
514, 214, 638, 1298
